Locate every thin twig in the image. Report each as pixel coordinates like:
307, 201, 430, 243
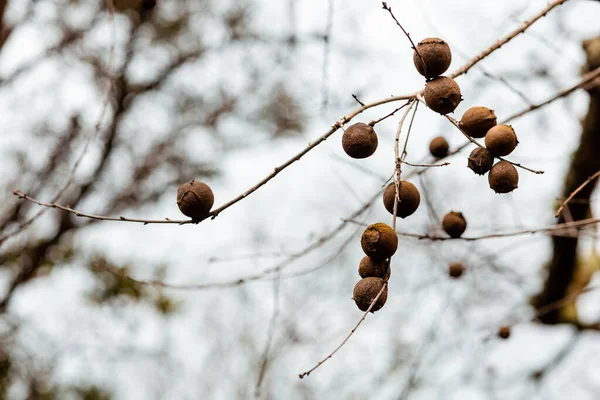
381, 2, 427, 78
255, 270, 282, 398
344, 217, 600, 241
555, 170, 600, 218
298, 100, 417, 380
298, 281, 388, 379
12, 94, 416, 225
351, 94, 365, 107
504, 65, 600, 123
448, 0, 570, 79
401, 160, 450, 168
369, 102, 413, 127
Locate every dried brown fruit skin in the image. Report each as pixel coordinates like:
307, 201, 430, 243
488, 161, 519, 194
413, 37, 452, 79
383, 182, 421, 218
342, 122, 378, 159
498, 325, 511, 339
485, 124, 518, 157
361, 223, 398, 261
177, 180, 215, 220
353, 277, 388, 312
429, 136, 449, 158
424, 76, 462, 115
448, 263, 464, 278
467, 147, 494, 175
442, 211, 467, 238
358, 256, 390, 279
459, 107, 497, 138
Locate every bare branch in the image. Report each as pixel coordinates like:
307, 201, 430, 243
448, 0, 570, 79
555, 170, 600, 218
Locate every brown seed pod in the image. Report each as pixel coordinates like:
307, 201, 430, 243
497, 325, 511, 339
442, 211, 467, 238
413, 37, 452, 79
177, 180, 215, 220
429, 136, 449, 158
423, 76, 462, 115
485, 124, 518, 157
467, 147, 494, 175
361, 223, 398, 261
459, 107, 497, 138
353, 277, 388, 312
448, 263, 464, 278
488, 161, 519, 194
358, 256, 390, 279
382, 182, 421, 218
341, 122, 378, 159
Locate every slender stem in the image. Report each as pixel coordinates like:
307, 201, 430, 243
555, 170, 600, 218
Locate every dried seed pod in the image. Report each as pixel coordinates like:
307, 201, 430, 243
413, 37, 452, 78
361, 223, 398, 261
442, 211, 467, 238
342, 122, 378, 159
459, 107, 497, 138
353, 277, 388, 312
358, 256, 390, 279
429, 136, 449, 158
485, 124, 518, 156
382, 182, 421, 218
467, 147, 494, 175
488, 161, 519, 194
497, 325, 511, 339
424, 76, 462, 115
177, 180, 214, 220
448, 263, 464, 278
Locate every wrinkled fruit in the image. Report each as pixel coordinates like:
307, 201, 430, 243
361, 223, 398, 261
358, 256, 390, 279
382, 181, 421, 218
353, 277, 388, 312
429, 136, 449, 158
488, 161, 519, 194
413, 37, 452, 79
442, 211, 467, 238
467, 147, 494, 175
485, 124, 518, 157
342, 122, 378, 159
177, 180, 214, 220
459, 106, 497, 138
424, 76, 462, 115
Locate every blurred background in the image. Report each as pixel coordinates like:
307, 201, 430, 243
0, 0, 599, 398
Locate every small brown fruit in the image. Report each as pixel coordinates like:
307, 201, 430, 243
497, 325, 511, 339
429, 136, 449, 158
442, 211, 467, 238
342, 122, 378, 159
485, 125, 518, 156
424, 76, 462, 115
361, 223, 398, 261
459, 107, 497, 138
353, 277, 388, 312
467, 147, 494, 175
382, 181, 420, 218
177, 180, 214, 220
488, 161, 519, 194
358, 256, 390, 279
448, 263, 464, 278
413, 37, 452, 79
